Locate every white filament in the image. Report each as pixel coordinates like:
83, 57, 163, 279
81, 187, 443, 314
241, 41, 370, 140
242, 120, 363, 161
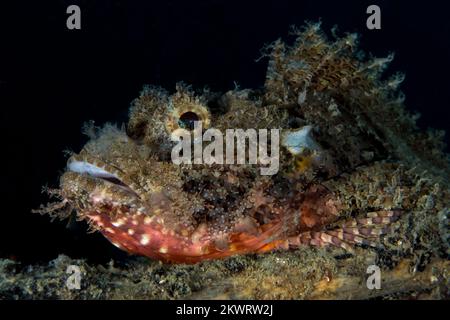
68, 160, 118, 179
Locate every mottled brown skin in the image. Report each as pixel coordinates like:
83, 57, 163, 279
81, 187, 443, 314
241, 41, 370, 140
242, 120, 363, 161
35, 22, 448, 263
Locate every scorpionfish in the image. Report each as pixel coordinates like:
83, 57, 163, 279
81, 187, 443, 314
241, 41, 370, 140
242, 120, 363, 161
36, 22, 426, 264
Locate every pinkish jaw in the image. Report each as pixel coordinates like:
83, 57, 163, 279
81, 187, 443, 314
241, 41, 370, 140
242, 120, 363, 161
86, 211, 209, 263
85, 208, 285, 264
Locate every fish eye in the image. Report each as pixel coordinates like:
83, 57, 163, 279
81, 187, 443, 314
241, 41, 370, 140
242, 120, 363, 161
178, 111, 200, 130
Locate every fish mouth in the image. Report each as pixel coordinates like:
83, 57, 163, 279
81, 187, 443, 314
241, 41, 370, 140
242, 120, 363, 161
67, 159, 139, 197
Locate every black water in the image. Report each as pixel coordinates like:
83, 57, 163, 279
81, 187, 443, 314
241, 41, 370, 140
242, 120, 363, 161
0, 0, 449, 264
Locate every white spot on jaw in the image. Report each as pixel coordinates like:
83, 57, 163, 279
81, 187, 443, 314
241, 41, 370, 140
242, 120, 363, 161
140, 234, 150, 245
159, 246, 168, 254
112, 219, 124, 227
128, 229, 135, 235
144, 216, 152, 225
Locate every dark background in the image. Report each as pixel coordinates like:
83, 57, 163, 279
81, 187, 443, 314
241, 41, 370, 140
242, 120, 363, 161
0, 0, 449, 264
